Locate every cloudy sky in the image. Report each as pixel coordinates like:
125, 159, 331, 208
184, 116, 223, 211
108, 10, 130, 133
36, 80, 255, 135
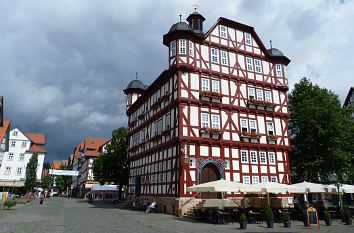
0, 0, 353, 162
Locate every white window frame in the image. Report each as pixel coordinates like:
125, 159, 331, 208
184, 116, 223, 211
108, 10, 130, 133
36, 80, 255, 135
211, 48, 219, 63
266, 122, 274, 135
254, 59, 262, 73
240, 118, 249, 133
252, 176, 259, 184
179, 40, 186, 54
241, 150, 248, 163
220, 25, 227, 38
16, 167, 22, 176
248, 87, 255, 99
246, 57, 253, 71
250, 151, 257, 164
249, 119, 257, 133
211, 79, 220, 93
256, 89, 264, 101
189, 41, 194, 57
261, 176, 268, 183
275, 64, 283, 77
22, 141, 27, 148
259, 151, 267, 164
268, 152, 276, 164
202, 78, 210, 91
19, 153, 25, 161
270, 176, 278, 182
243, 176, 250, 185
265, 90, 272, 102
8, 153, 14, 161
201, 113, 210, 128
170, 41, 176, 57
220, 50, 228, 65
10, 141, 15, 147
4, 167, 11, 175
12, 131, 18, 136
211, 114, 220, 129
245, 33, 252, 45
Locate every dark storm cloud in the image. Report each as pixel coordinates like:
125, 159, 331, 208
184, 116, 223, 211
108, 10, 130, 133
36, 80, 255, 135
0, 0, 353, 161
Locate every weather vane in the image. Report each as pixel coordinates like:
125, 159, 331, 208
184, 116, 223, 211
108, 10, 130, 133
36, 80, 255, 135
193, 0, 199, 12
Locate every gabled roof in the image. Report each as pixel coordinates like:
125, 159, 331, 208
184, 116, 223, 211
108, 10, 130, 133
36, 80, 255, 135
344, 86, 354, 107
51, 160, 68, 169
26, 132, 46, 145
84, 137, 110, 157
0, 119, 10, 142
26, 144, 47, 154
74, 141, 84, 158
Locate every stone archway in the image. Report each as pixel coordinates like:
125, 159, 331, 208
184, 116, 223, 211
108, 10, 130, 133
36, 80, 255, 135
200, 163, 221, 199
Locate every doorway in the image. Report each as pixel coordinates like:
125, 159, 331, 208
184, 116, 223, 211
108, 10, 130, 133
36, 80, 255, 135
200, 163, 221, 199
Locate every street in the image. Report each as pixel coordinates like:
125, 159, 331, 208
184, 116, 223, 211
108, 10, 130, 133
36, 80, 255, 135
0, 198, 353, 233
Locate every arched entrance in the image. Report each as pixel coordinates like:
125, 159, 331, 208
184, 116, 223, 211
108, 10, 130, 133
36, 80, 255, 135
200, 163, 221, 199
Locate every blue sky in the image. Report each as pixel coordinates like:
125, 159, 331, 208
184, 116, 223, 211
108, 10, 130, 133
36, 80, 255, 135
0, 0, 353, 161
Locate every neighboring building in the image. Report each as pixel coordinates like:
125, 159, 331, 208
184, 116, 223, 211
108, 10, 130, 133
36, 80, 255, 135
51, 160, 68, 169
0, 96, 11, 172
344, 87, 354, 108
124, 12, 291, 214
0, 127, 47, 187
72, 138, 110, 197
41, 162, 50, 179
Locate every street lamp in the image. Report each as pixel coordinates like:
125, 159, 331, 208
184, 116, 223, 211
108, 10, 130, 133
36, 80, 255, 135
328, 173, 348, 211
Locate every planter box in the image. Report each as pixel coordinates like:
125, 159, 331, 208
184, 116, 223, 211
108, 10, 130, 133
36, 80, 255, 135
325, 219, 332, 226
284, 221, 291, 228
239, 222, 247, 229
267, 220, 274, 228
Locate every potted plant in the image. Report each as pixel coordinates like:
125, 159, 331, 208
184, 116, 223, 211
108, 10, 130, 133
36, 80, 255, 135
3, 199, 17, 209
323, 210, 332, 226
265, 207, 275, 228
302, 208, 308, 227
283, 212, 291, 228
342, 208, 352, 225
239, 213, 247, 230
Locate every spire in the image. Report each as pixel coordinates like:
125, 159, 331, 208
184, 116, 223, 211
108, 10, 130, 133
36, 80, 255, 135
186, 10, 205, 35
270, 40, 273, 49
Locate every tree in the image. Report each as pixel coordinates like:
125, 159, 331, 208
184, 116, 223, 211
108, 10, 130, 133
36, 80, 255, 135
41, 175, 51, 189
25, 153, 38, 192
289, 78, 354, 182
93, 127, 128, 198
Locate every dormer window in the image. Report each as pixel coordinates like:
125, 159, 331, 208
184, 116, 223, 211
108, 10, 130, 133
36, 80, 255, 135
245, 33, 252, 45
12, 131, 18, 136
179, 40, 186, 54
220, 26, 227, 38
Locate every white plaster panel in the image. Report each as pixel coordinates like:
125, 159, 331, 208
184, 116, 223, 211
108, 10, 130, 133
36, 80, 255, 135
232, 160, 239, 170
284, 138, 289, 146
190, 145, 195, 156
211, 27, 218, 36
200, 146, 208, 156
190, 73, 199, 89
276, 152, 283, 161
251, 165, 258, 173
192, 129, 198, 137
229, 52, 236, 67
278, 163, 284, 172
211, 37, 218, 43
246, 46, 252, 53
236, 30, 243, 43
211, 64, 220, 72
279, 174, 284, 183
221, 39, 227, 46
224, 148, 229, 157
201, 107, 209, 112
222, 97, 229, 104
237, 54, 245, 70
225, 172, 231, 181
242, 165, 249, 173
233, 172, 240, 182
260, 166, 267, 173
181, 90, 188, 98
211, 109, 219, 114
221, 80, 229, 95
190, 106, 199, 126
257, 116, 265, 134
231, 149, 239, 158
232, 133, 240, 141
212, 147, 220, 157
254, 48, 261, 55
223, 132, 230, 140
269, 166, 276, 173
274, 118, 282, 135
190, 170, 196, 182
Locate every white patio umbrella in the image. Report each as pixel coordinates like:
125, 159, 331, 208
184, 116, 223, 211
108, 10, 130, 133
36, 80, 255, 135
340, 184, 354, 193
289, 182, 330, 203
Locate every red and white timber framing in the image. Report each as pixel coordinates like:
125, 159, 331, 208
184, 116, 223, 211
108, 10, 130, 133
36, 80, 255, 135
126, 16, 291, 199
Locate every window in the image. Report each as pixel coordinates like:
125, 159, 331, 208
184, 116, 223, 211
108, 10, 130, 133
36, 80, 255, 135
202, 78, 210, 91
259, 151, 267, 164
12, 131, 18, 136
225, 160, 230, 169
268, 152, 276, 164
249, 120, 257, 133
248, 87, 255, 99
22, 141, 27, 147
243, 176, 250, 184
246, 57, 253, 71
8, 153, 14, 161
270, 176, 278, 182
16, 167, 22, 176
254, 59, 262, 73
241, 150, 248, 163
261, 176, 268, 183
211, 80, 220, 93
265, 90, 272, 102
275, 64, 283, 77
256, 89, 264, 101
179, 40, 186, 54
189, 41, 194, 57
170, 41, 176, 56
10, 141, 15, 147
266, 122, 274, 135
250, 151, 257, 164
220, 25, 227, 38
201, 113, 210, 128
4, 167, 11, 175
211, 48, 219, 63
245, 33, 252, 45
19, 153, 25, 161
220, 50, 228, 65
165, 113, 171, 130
252, 176, 259, 184
211, 115, 220, 129
240, 118, 248, 133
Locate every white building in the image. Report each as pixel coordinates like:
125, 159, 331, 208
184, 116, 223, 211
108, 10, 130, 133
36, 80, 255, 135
0, 96, 11, 171
0, 127, 47, 187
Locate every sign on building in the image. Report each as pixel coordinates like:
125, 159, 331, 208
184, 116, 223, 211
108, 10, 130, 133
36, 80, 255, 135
49, 169, 79, 176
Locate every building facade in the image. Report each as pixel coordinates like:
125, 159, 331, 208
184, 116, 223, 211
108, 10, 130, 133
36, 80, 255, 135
125, 12, 291, 214
0, 96, 11, 174
0, 127, 46, 187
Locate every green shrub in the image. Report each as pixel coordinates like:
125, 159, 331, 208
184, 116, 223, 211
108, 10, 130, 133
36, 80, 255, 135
3, 199, 17, 209
323, 210, 331, 221
239, 213, 247, 222
266, 207, 274, 221
283, 212, 290, 222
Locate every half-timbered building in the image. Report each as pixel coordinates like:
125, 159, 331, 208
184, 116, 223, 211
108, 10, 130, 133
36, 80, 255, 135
125, 11, 291, 214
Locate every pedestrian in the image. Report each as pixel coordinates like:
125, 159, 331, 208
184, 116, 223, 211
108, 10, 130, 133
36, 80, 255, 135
38, 192, 44, 208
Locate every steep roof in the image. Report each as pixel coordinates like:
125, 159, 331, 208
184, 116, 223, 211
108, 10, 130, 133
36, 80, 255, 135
74, 141, 84, 158
51, 160, 68, 169
26, 144, 47, 154
84, 137, 110, 157
26, 132, 46, 145
0, 119, 10, 143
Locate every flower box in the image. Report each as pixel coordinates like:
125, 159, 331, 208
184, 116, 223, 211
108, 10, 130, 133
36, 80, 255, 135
200, 91, 223, 99
241, 132, 261, 139
151, 134, 162, 141
247, 99, 275, 108
161, 130, 170, 136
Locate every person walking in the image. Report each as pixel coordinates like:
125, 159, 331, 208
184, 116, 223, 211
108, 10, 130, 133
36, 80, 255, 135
38, 192, 44, 208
